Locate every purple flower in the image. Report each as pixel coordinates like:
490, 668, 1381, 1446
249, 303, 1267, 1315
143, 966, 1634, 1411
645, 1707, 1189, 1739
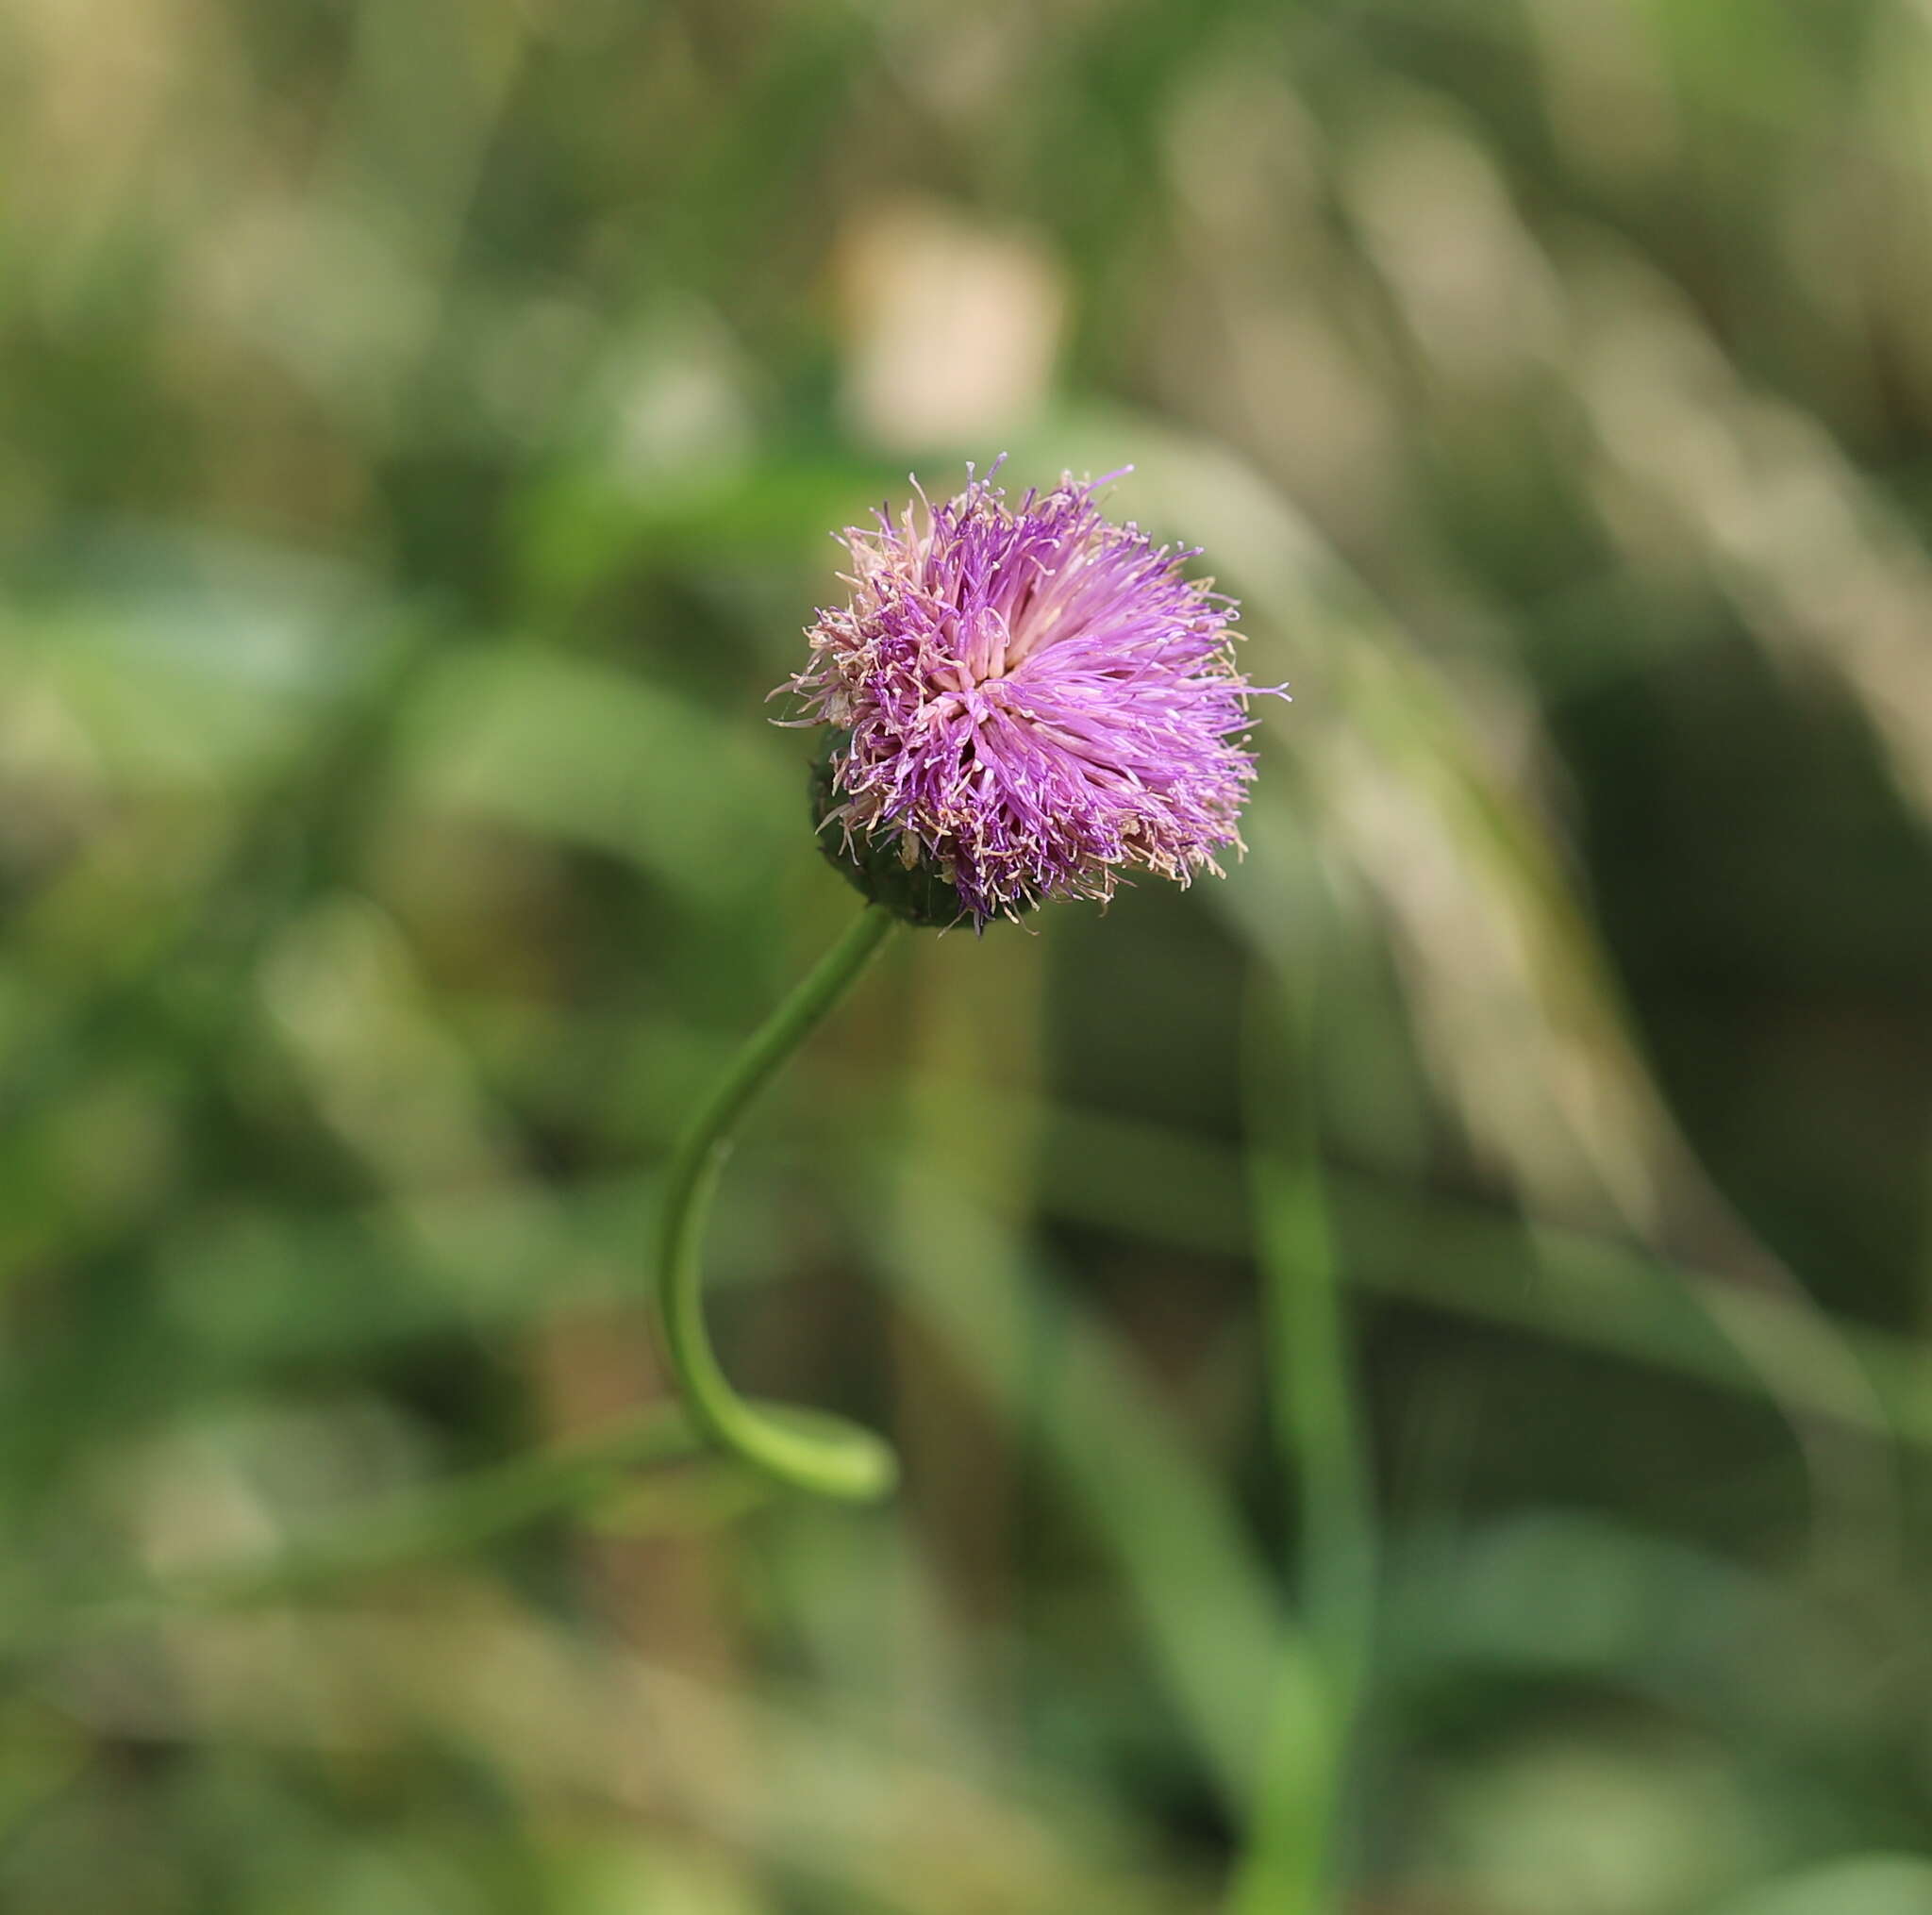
782, 462, 1279, 927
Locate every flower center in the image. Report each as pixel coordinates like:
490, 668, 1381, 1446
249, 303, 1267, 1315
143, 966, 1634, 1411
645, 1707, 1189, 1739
959, 604, 1013, 685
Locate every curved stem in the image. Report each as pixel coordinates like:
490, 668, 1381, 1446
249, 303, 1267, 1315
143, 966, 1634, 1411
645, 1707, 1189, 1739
656, 904, 902, 1500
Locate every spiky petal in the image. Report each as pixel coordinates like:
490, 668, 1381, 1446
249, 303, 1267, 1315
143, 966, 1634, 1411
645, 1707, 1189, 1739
782, 463, 1278, 926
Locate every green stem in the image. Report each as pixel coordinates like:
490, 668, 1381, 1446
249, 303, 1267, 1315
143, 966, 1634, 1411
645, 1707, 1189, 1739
1228, 953, 1375, 1915
656, 904, 902, 1500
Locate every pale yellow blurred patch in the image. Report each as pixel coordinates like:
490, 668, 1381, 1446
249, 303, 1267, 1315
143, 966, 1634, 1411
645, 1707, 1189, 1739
837, 200, 1066, 451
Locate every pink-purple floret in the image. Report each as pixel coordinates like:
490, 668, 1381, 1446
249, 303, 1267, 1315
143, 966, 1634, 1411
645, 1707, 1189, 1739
781, 463, 1280, 927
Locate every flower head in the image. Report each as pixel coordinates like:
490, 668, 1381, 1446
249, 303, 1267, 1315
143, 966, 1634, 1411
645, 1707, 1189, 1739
783, 462, 1278, 927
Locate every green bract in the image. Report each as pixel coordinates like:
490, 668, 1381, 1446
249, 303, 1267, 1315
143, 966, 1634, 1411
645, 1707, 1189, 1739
808, 730, 980, 929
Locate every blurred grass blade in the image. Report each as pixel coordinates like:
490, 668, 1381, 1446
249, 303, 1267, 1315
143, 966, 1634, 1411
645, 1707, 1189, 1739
13, 1407, 706, 1658
874, 1157, 1309, 1820
1228, 952, 1375, 1915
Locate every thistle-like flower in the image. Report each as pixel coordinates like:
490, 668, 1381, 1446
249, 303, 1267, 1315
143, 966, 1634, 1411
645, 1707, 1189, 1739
784, 462, 1277, 927
659, 463, 1278, 1500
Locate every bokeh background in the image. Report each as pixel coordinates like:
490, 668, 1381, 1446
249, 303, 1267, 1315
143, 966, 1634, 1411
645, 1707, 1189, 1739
7, 2, 1932, 1909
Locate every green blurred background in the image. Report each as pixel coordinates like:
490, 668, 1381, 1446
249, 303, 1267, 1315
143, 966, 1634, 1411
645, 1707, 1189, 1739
7, 1, 1932, 1909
